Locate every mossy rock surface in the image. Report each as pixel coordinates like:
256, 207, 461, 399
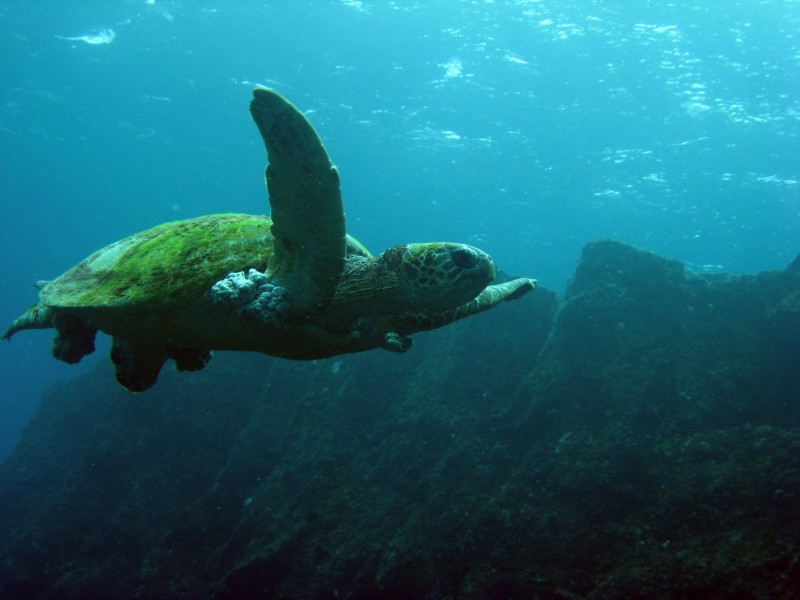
1, 240, 799, 599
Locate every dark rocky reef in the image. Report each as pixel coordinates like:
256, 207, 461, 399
1, 240, 799, 599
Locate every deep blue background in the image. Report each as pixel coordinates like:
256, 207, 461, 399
1, 0, 798, 458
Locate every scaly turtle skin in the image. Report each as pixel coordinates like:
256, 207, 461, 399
4, 88, 536, 392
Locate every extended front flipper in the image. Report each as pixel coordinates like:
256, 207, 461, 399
391, 277, 538, 334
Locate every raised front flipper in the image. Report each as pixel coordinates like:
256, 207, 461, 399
249, 88, 346, 314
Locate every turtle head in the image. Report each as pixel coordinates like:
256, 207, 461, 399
395, 243, 496, 313
330, 242, 495, 320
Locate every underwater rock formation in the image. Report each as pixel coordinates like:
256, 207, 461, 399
0, 240, 798, 599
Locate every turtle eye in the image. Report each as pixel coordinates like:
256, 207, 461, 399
450, 248, 478, 269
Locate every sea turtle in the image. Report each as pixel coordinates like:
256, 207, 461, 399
3, 88, 536, 392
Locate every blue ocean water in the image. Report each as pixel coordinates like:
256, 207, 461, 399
0, 0, 797, 459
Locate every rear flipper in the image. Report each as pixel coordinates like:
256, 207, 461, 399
52, 313, 97, 364
111, 338, 168, 393
111, 340, 213, 392
169, 347, 212, 372
4, 305, 97, 364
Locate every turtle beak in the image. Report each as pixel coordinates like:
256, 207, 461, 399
487, 257, 497, 282
449, 245, 495, 286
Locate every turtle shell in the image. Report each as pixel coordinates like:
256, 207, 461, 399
40, 214, 273, 309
